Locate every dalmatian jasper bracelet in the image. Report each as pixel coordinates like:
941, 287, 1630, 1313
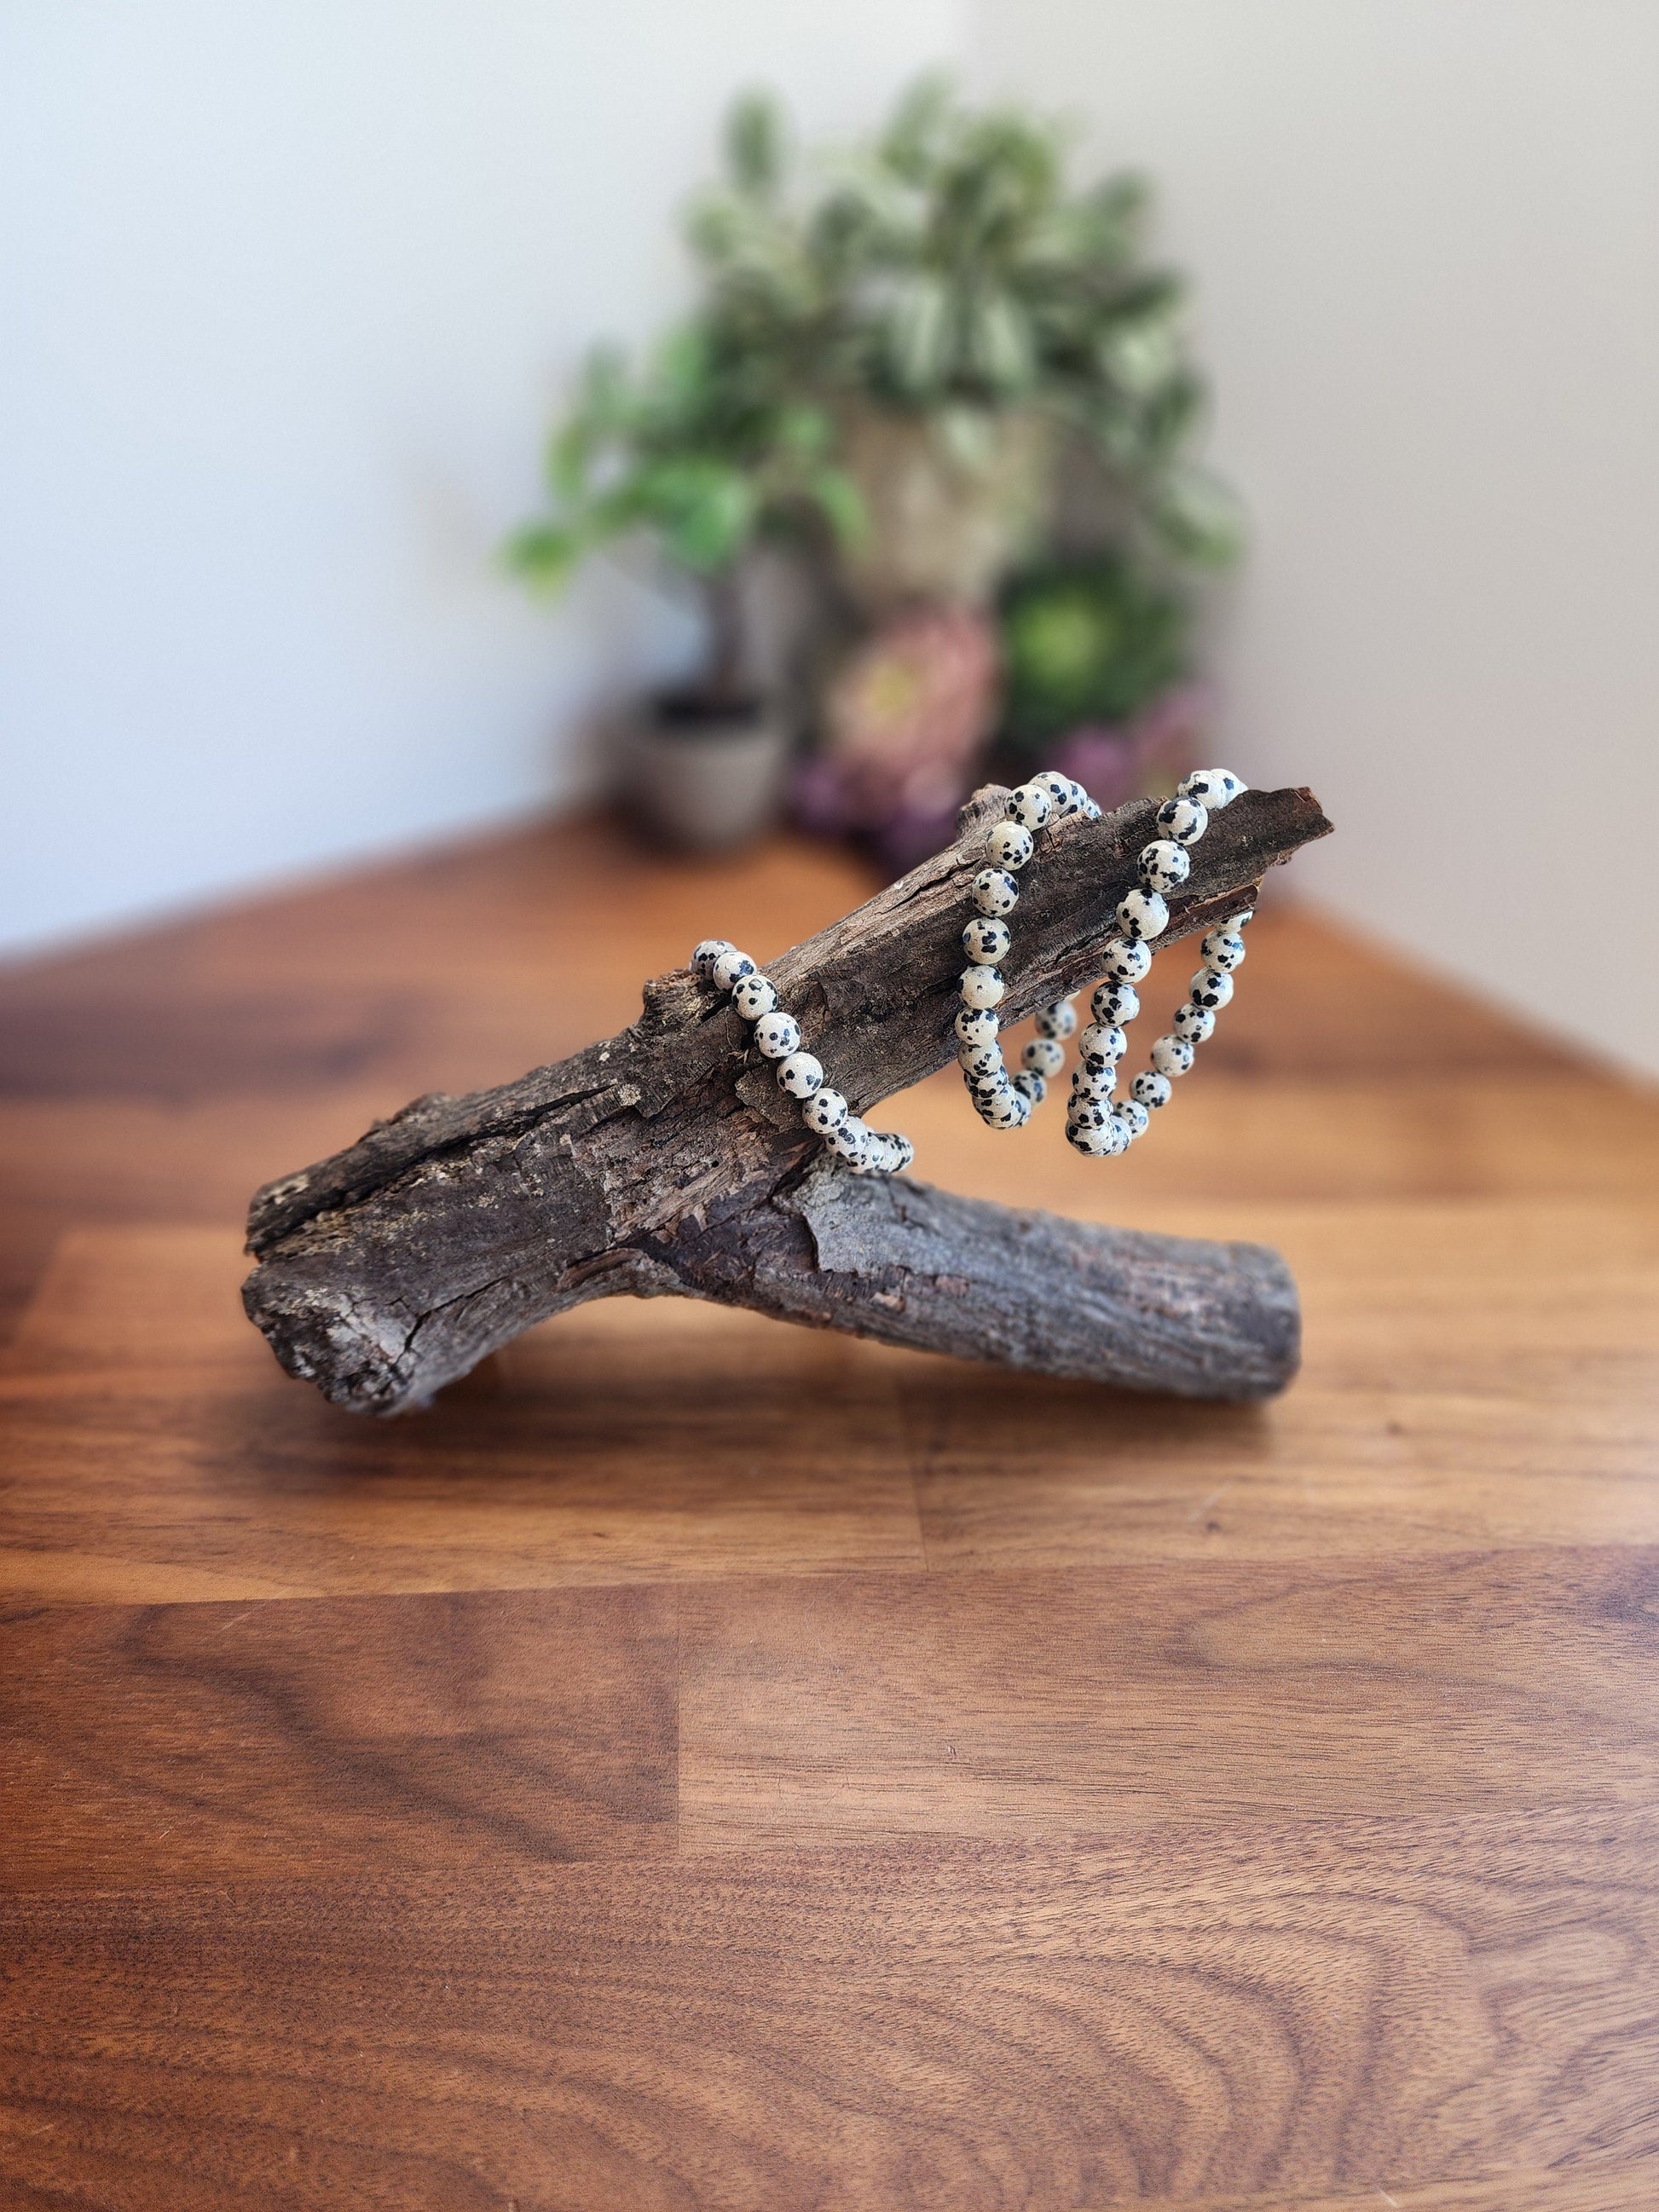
958, 765, 1255, 1159
690, 939, 916, 1177
693, 764, 1251, 1179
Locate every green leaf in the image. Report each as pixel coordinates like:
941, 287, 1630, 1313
725, 91, 785, 199
885, 273, 954, 394
503, 521, 585, 590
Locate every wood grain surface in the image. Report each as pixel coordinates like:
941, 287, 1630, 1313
2, 812, 1657, 2209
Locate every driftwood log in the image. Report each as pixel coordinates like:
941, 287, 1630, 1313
244, 783, 1332, 1414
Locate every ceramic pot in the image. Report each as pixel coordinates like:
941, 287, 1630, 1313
615, 694, 790, 852
838, 407, 1054, 614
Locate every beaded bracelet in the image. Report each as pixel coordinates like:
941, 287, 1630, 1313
695, 764, 1253, 1179
957, 766, 1253, 1159
690, 939, 916, 1176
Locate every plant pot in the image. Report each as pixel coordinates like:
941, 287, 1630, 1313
615, 693, 790, 853
838, 407, 1055, 614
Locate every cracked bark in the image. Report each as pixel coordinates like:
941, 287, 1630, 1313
243, 782, 1332, 1414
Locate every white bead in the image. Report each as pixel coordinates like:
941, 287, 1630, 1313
1150, 1033, 1195, 1078
958, 1039, 1004, 1082
864, 1133, 904, 1175
1200, 928, 1247, 973
884, 1133, 916, 1174
1091, 980, 1139, 1026
1190, 966, 1234, 1011
962, 915, 1012, 964
986, 820, 1034, 871
1130, 1070, 1172, 1111
1102, 939, 1153, 984
1116, 888, 1169, 940
732, 974, 777, 1021
972, 869, 1020, 917
1072, 1062, 1118, 1100
1171, 1003, 1215, 1044
1078, 1021, 1127, 1070
955, 1005, 999, 1048
1034, 998, 1078, 1040
1155, 796, 1208, 846
960, 964, 1007, 1009
776, 1049, 824, 1097
1138, 840, 1191, 895
1114, 1100, 1151, 1141
803, 1086, 847, 1134
1034, 771, 1086, 818
1007, 783, 1053, 830
1067, 1119, 1121, 1158
692, 939, 735, 979
1178, 769, 1246, 808
1081, 797, 1102, 822
1228, 907, 1256, 931
753, 1010, 801, 1059
830, 1114, 871, 1164
1022, 1037, 1065, 1078
1067, 1098, 1113, 1133
711, 948, 757, 990
1011, 1069, 1047, 1106
981, 1086, 1031, 1129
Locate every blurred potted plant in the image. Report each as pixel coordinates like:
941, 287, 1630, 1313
689, 78, 1241, 614
507, 127, 863, 849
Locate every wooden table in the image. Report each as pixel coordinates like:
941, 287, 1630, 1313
3, 817, 1657, 2211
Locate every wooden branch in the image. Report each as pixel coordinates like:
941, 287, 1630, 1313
243, 784, 1332, 1413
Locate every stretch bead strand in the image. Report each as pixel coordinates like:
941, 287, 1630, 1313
955, 773, 1094, 1132
692, 943, 915, 1176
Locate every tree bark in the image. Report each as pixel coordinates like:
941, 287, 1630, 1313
243, 783, 1332, 1414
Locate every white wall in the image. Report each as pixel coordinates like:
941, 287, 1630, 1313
0, 0, 961, 953
972, 0, 1659, 1077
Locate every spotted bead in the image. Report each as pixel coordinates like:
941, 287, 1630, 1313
960, 964, 1007, 1010
884, 1133, 916, 1174
1155, 796, 1209, 846
1007, 783, 1053, 831
1116, 888, 1169, 940
1034, 771, 1086, 818
1190, 965, 1234, 1011
731, 973, 777, 1021
752, 1010, 801, 1060
1022, 1037, 1066, 1079
830, 1114, 872, 1166
958, 1039, 1004, 1083
1114, 1100, 1151, 1141
955, 1005, 999, 1048
1228, 907, 1256, 931
1091, 979, 1140, 1026
1171, 1003, 1216, 1045
776, 1049, 824, 1098
1067, 1118, 1124, 1158
1139, 839, 1191, 894
981, 1085, 1031, 1130
1130, 1070, 1172, 1111
1067, 1098, 1113, 1133
864, 1132, 907, 1176
1150, 1034, 1195, 1079
1177, 768, 1246, 809
692, 938, 735, 980
802, 1087, 848, 1135
1072, 1062, 1118, 1100
986, 820, 1035, 872
1200, 928, 1247, 973
962, 915, 1012, 964
711, 948, 756, 991
972, 869, 1020, 917
1101, 939, 1153, 985
1078, 1021, 1127, 1071
1011, 1069, 1047, 1106
1034, 999, 1077, 1042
